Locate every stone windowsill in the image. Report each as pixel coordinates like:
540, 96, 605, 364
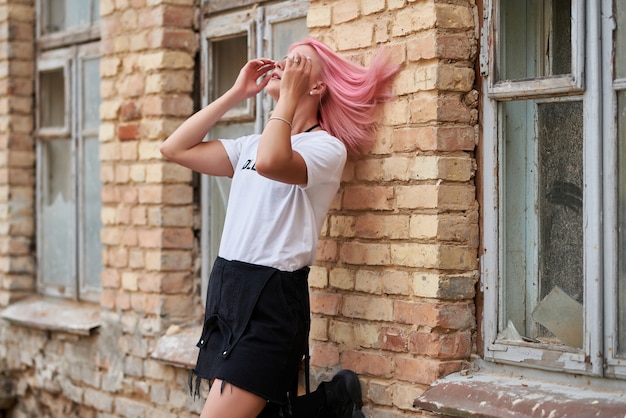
414, 363, 626, 418
150, 325, 201, 369
0, 296, 100, 336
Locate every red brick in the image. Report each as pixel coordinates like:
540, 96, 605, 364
342, 350, 393, 378
409, 330, 473, 359
394, 300, 475, 330
310, 343, 340, 368
118, 123, 139, 141
310, 291, 342, 315
395, 356, 463, 384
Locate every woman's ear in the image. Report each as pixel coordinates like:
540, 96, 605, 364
309, 82, 327, 96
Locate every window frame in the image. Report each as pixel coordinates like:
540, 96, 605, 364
35, 7, 102, 302
481, 0, 605, 377
602, 0, 626, 379
484, 0, 585, 99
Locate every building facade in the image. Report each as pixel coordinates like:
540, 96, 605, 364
0, 0, 624, 417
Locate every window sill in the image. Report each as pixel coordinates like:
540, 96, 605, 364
414, 362, 626, 418
150, 325, 201, 369
0, 296, 100, 336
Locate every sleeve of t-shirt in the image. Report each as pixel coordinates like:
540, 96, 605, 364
219, 135, 254, 171
295, 133, 347, 189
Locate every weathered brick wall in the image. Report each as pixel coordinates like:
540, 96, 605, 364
307, 0, 478, 415
0, 0, 36, 307
0, 0, 478, 417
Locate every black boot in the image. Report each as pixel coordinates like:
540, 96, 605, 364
321, 370, 365, 418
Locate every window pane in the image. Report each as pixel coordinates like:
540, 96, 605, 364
65, 0, 91, 29
212, 36, 248, 114
616, 0, 626, 80
82, 136, 102, 290
272, 17, 308, 62
82, 57, 100, 131
502, 100, 583, 348
39, 69, 66, 128
618, 91, 626, 356
498, 0, 572, 81
41, 139, 75, 289
44, 0, 95, 33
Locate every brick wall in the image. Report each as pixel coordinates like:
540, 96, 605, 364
0, 0, 36, 306
0, 0, 478, 417
307, 0, 478, 415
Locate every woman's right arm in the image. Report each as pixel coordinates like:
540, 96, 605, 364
159, 59, 275, 176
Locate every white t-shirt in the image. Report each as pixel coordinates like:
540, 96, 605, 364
218, 130, 347, 271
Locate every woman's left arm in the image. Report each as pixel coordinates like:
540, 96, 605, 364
255, 56, 312, 185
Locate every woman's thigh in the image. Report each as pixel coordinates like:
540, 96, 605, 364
200, 379, 267, 418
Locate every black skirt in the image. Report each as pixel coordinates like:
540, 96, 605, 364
191, 257, 311, 406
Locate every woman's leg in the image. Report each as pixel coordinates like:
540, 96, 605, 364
200, 379, 267, 418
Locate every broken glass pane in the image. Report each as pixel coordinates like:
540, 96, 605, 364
502, 99, 583, 347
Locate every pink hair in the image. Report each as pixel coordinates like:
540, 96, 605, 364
290, 38, 399, 157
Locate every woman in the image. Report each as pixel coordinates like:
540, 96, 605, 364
160, 38, 398, 418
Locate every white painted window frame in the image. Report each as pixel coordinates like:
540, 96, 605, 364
602, 0, 626, 379
481, 0, 605, 376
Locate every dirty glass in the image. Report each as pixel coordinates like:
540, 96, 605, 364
502, 99, 584, 347
82, 57, 100, 131
42, 0, 99, 34
81, 56, 102, 291
39, 69, 65, 128
212, 36, 249, 116
41, 139, 74, 289
618, 91, 626, 356
272, 17, 308, 63
498, 0, 572, 81
82, 135, 102, 290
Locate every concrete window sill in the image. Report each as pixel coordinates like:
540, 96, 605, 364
414, 370, 626, 418
0, 296, 100, 336
150, 325, 201, 369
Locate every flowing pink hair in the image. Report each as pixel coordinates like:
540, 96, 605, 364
290, 38, 399, 157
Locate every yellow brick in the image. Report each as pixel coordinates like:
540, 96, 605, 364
409, 214, 439, 239
411, 155, 439, 179
335, 21, 374, 50
121, 272, 139, 291
409, 92, 438, 124
381, 270, 412, 295
390, 243, 439, 268
396, 184, 438, 209
436, 3, 475, 30
382, 97, 409, 125
307, 5, 332, 28
310, 316, 328, 341
392, 2, 436, 37
329, 267, 355, 290
355, 269, 383, 294
329, 320, 356, 346
354, 322, 382, 348
362, 0, 385, 15
343, 295, 394, 321
328, 215, 356, 238
436, 65, 475, 92
308, 265, 329, 289
333, 0, 361, 24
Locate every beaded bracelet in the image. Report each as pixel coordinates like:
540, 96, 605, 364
268, 116, 293, 130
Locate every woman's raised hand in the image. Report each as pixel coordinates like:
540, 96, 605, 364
279, 53, 312, 101
232, 59, 275, 100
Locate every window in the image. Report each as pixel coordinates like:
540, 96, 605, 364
199, 1, 309, 299
36, 1, 101, 302
482, 0, 626, 378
